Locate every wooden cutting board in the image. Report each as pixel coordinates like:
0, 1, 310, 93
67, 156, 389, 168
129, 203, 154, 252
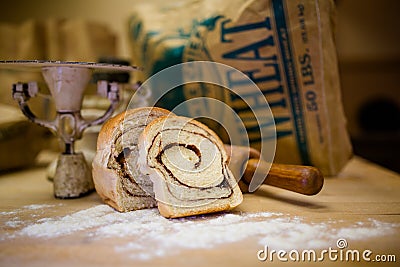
0, 152, 399, 267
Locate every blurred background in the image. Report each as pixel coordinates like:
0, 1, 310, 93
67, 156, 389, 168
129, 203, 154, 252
0, 0, 399, 172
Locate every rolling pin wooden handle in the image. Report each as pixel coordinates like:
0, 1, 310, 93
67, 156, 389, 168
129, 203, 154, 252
243, 159, 324, 195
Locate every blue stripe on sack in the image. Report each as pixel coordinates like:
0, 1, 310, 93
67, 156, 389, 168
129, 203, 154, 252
272, 0, 310, 164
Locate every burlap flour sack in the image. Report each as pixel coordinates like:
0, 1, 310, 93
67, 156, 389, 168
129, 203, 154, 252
129, 0, 352, 175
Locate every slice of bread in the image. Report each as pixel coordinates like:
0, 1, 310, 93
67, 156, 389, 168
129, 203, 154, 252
92, 107, 172, 212
138, 115, 243, 218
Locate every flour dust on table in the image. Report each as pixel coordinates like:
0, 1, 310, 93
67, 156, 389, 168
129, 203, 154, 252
1, 204, 398, 260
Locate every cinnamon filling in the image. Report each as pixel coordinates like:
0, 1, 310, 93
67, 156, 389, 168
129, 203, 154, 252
114, 148, 150, 197
149, 125, 234, 200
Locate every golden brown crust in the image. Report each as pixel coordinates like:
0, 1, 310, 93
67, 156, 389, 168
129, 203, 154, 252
157, 201, 232, 219
97, 107, 172, 151
92, 158, 123, 211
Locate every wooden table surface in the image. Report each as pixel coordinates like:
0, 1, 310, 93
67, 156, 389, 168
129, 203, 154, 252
0, 152, 399, 267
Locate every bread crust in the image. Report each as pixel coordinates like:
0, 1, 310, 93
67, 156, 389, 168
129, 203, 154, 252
92, 159, 122, 211
96, 107, 172, 151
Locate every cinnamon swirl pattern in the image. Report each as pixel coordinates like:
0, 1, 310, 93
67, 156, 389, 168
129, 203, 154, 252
92, 107, 172, 212
138, 116, 242, 218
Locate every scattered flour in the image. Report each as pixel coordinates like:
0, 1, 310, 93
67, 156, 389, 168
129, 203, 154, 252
2, 204, 398, 260
0, 204, 62, 234
4, 220, 23, 228
0, 210, 18, 216
22, 204, 56, 210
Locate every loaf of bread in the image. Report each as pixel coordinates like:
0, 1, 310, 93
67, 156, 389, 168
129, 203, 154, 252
92, 107, 172, 212
137, 115, 243, 218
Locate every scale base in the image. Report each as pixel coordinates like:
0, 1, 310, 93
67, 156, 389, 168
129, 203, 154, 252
53, 153, 94, 199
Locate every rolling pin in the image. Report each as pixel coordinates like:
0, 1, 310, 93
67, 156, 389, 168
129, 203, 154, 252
226, 145, 324, 195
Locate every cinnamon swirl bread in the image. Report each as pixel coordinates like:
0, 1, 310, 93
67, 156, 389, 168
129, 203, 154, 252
92, 107, 172, 212
138, 115, 243, 218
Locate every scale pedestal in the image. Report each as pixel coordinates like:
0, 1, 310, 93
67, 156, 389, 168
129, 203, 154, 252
54, 153, 93, 198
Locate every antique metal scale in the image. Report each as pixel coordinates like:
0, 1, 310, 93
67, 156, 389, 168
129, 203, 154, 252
0, 60, 139, 198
